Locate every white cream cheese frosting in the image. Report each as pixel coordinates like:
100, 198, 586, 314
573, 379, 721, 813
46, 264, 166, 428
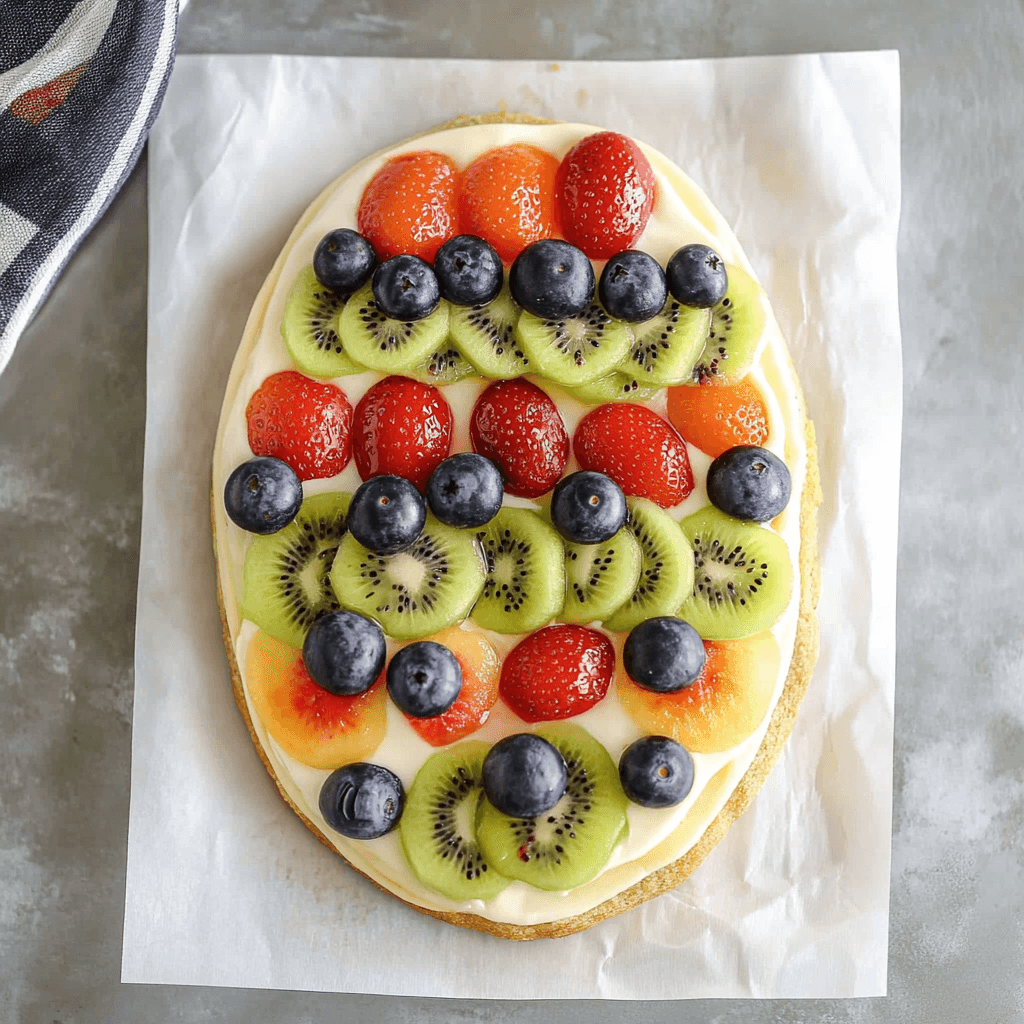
212, 121, 810, 927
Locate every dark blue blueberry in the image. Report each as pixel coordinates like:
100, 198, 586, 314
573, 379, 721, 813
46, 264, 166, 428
386, 641, 463, 718
302, 610, 386, 696
665, 244, 728, 308
372, 254, 441, 321
223, 457, 303, 534
434, 235, 504, 306
550, 471, 627, 545
426, 453, 504, 529
482, 733, 568, 818
313, 228, 378, 293
618, 736, 694, 808
623, 617, 705, 693
598, 250, 668, 323
706, 445, 791, 522
319, 762, 405, 839
508, 239, 595, 319
347, 475, 426, 555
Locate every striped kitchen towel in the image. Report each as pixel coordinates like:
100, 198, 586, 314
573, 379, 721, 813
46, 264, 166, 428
0, 0, 178, 376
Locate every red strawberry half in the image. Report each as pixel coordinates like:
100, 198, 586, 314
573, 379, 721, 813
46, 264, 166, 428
246, 370, 352, 482
500, 624, 615, 722
352, 376, 453, 491
555, 131, 657, 260
574, 403, 693, 508
470, 378, 569, 498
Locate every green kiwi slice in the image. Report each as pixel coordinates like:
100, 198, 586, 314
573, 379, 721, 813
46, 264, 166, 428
560, 527, 642, 625
691, 263, 768, 383
280, 266, 363, 377
399, 741, 512, 902
617, 296, 711, 385
602, 497, 695, 634
514, 300, 633, 386
449, 284, 532, 379
337, 282, 450, 373
476, 722, 629, 892
241, 491, 351, 648
410, 342, 477, 385
563, 370, 660, 405
470, 507, 565, 634
330, 514, 485, 639
677, 505, 792, 640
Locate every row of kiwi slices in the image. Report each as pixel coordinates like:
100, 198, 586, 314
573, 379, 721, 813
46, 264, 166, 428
280, 260, 768, 397
240, 491, 793, 649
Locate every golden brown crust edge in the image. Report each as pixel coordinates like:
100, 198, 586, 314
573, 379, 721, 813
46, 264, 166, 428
211, 110, 823, 940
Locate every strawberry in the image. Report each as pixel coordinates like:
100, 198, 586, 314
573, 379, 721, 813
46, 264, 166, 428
574, 404, 693, 508
469, 379, 569, 498
555, 131, 657, 260
459, 144, 561, 263
246, 370, 352, 481
352, 376, 453, 492
356, 150, 459, 262
500, 624, 615, 722
666, 378, 770, 458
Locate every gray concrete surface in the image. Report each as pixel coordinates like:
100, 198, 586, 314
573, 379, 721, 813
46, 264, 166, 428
2, 0, 1022, 1021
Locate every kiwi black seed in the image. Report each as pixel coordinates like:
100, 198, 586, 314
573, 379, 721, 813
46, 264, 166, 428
241, 491, 351, 648
280, 265, 363, 377
677, 505, 792, 639
399, 741, 512, 902
449, 283, 532, 379
476, 722, 630, 892
411, 342, 477, 385
691, 263, 768, 383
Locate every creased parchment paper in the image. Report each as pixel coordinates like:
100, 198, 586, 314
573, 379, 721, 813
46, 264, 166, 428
123, 53, 901, 998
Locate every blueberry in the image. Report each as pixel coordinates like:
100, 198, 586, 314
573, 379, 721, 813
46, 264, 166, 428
386, 641, 463, 718
302, 610, 386, 696
706, 445, 791, 522
372, 254, 441, 321
508, 239, 595, 319
550, 471, 627, 545
347, 475, 426, 555
434, 235, 504, 306
426, 453, 504, 529
319, 762, 405, 839
223, 457, 303, 534
482, 733, 568, 818
623, 617, 705, 693
618, 736, 694, 808
598, 250, 668, 323
665, 244, 728, 308
313, 228, 378, 293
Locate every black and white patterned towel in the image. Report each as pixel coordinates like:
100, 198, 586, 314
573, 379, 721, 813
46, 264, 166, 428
0, 0, 178, 375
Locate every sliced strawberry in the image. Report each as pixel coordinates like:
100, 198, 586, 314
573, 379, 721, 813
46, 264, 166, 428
406, 627, 500, 746
356, 150, 459, 262
469, 378, 569, 498
574, 403, 693, 508
459, 144, 561, 263
666, 378, 770, 458
500, 624, 615, 722
246, 370, 352, 482
555, 131, 657, 259
352, 376, 453, 491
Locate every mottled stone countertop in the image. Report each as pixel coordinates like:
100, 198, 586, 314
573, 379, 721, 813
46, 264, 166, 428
2, 1, 1022, 1021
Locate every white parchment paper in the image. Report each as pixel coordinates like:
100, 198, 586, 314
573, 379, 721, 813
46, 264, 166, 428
123, 53, 901, 998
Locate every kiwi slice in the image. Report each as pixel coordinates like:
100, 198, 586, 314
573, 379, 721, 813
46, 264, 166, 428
449, 283, 532, 379
514, 300, 633, 386
410, 342, 477, 385
399, 741, 512, 902
476, 722, 629, 892
677, 505, 792, 640
280, 266, 363, 377
330, 514, 484, 639
602, 498, 695, 634
471, 507, 565, 634
618, 296, 711, 385
560, 527, 642, 625
337, 282, 450, 373
691, 263, 768, 383
563, 370, 660, 405
241, 491, 351, 648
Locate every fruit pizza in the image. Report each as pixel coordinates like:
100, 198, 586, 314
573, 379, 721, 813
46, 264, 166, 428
212, 113, 820, 939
